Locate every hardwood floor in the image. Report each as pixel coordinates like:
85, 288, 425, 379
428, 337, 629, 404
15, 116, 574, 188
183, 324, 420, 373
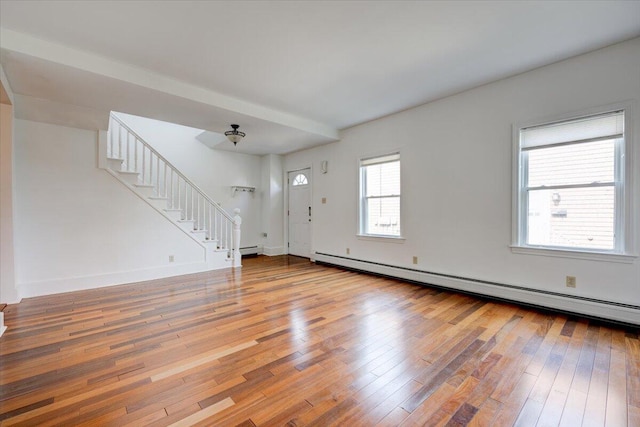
1, 255, 638, 426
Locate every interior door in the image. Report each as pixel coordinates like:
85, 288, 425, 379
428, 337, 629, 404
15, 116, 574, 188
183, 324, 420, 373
288, 169, 311, 258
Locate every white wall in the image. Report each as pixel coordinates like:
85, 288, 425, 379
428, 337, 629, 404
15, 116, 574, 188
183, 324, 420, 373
14, 120, 207, 297
285, 38, 640, 309
1, 101, 18, 304
116, 114, 264, 250
261, 154, 284, 255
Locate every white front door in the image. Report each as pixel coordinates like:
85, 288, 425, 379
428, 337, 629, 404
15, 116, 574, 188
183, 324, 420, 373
288, 169, 311, 258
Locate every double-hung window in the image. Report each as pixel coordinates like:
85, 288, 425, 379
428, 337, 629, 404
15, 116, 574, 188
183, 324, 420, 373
515, 109, 627, 254
359, 153, 401, 237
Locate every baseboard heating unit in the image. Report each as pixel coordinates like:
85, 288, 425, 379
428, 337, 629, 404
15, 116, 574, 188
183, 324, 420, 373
240, 246, 260, 257
314, 252, 640, 326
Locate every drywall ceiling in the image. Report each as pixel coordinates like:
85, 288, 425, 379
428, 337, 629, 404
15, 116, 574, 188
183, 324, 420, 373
1, 1, 639, 155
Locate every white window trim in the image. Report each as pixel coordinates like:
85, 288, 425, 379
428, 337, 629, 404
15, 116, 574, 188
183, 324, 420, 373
356, 234, 406, 243
509, 245, 636, 264
511, 101, 637, 262
358, 151, 404, 240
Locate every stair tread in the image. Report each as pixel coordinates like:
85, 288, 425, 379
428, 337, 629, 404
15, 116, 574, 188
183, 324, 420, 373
107, 157, 124, 162
134, 183, 154, 188
149, 196, 167, 200
164, 208, 182, 212
117, 170, 139, 175
177, 219, 194, 223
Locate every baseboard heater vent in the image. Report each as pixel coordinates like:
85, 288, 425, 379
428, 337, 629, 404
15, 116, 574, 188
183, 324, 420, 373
314, 252, 640, 327
240, 246, 260, 257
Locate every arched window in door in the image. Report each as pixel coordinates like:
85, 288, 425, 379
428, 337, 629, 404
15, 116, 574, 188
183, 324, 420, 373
292, 173, 308, 186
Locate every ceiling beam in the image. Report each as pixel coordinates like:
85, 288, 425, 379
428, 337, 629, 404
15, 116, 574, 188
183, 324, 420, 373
0, 29, 339, 140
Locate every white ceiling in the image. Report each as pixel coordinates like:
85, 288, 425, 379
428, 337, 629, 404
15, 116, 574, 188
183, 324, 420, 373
1, 1, 639, 155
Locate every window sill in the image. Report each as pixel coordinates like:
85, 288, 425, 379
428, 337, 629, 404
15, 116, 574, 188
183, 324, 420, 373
510, 245, 637, 264
357, 234, 406, 243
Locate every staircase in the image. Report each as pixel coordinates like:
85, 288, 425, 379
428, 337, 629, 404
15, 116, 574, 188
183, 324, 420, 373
101, 113, 241, 270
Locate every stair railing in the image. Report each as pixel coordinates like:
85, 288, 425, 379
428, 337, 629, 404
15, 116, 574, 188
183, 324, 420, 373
107, 113, 240, 265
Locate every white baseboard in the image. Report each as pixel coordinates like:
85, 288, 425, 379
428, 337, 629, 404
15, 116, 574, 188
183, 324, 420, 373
263, 246, 285, 256
314, 253, 640, 326
17, 261, 228, 299
0, 294, 20, 305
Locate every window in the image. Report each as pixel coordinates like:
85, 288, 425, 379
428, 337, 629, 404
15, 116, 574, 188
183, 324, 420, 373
292, 173, 308, 186
359, 153, 401, 237
515, 109, 628, 254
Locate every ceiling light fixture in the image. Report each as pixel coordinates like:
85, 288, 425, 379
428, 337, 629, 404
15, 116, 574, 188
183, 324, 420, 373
225, 124, 246, 146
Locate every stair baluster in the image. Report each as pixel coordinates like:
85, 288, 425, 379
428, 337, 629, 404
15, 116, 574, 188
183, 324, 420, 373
104, 113, 240, 267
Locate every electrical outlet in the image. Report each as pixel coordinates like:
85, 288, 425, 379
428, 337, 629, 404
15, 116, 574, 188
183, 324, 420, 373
413, 256, 418, 265
566, 276, 576, 288
169, 255, 175, 263
346, 248, 350, 255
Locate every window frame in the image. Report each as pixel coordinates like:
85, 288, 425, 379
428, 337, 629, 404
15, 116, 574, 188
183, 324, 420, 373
358, 152, 403, 240
511, 102, 636, 263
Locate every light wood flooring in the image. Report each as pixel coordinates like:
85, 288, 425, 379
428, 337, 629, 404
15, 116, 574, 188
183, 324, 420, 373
0, 255, 638, 426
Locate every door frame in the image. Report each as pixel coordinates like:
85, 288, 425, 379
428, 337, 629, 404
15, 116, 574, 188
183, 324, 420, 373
285, 165, 313, 259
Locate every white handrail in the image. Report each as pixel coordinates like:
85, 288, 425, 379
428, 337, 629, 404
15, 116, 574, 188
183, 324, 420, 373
107, 113, 239, 260
110, 115, 234, 222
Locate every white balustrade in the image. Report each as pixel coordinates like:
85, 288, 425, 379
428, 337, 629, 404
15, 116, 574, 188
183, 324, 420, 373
107, 114, 240, 265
